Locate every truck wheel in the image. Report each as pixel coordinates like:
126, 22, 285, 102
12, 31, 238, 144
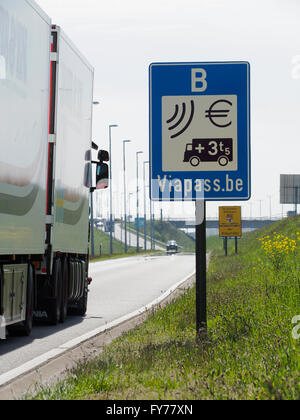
218, 156, 229, 166
49, 259, 62, 325
60, 258, 68, 323
73, 275, 88, 316
10, 265, 34, 337
189, 156, 200, 167
22, 265, 34, 336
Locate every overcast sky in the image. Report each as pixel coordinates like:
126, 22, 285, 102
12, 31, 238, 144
36, 0, 300, 220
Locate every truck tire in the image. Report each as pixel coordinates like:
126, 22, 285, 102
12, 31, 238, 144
22, 265, 34, 336
48, 258, 62, 325
60, 258, 68, 323
189, 156, 200, 167
9, 265, 34, 337
75, 278, 88, 316
72, 269, 88, 316
218, 155, 229, 166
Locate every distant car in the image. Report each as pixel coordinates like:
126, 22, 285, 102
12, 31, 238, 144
166, 240, 178, 254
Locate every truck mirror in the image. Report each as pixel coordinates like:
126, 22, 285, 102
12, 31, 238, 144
92, 141, 99, 150
96, 162, 109, 189
98, 150, 109, 162
85, 150, 92, 161
84, 162, 91, 188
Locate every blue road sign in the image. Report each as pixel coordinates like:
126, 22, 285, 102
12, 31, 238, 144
149, 62, 251, 201
134, 217, 145, 228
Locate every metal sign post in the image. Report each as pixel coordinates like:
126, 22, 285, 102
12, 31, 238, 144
224, 237, 228, 256
195, 201, 207, 336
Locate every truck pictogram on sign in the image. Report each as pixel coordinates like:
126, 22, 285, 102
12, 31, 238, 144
183, 138, 233, 167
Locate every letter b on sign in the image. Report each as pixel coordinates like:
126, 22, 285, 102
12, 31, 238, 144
191, 68, 207, 92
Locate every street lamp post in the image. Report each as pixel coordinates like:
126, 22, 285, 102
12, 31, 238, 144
143, 161, 149, 251
136, 151, 143, 252
128, 192, 133, 247
258, 200, 262, 219
150, 200, 155, 250
148, 167, 154, 250
123, 140, 131, 253
109, 124, 118, 254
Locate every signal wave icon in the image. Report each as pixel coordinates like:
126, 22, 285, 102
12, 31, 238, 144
166, 100, 195, 139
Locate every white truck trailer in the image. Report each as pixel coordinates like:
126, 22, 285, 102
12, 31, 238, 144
0, 0, 105, 338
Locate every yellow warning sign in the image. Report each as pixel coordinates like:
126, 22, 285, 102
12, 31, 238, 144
219, 206, 242, 237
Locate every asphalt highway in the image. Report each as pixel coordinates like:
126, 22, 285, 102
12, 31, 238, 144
0, 253, 195, 379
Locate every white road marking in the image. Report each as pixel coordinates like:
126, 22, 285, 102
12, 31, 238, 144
0, 270, 195, 387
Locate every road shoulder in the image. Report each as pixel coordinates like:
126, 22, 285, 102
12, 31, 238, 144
0, 272, 196, 400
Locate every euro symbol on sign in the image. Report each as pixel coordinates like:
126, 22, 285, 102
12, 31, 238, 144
205, 99, 232, 128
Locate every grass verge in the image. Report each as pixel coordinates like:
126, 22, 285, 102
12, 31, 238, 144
89, 227, 139, 257
28, 216, 300, 400
129, 220, 195, 252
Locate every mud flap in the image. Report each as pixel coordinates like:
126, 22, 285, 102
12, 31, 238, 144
33, 297, 56, 323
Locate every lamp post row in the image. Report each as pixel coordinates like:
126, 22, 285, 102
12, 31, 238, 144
123, 139, 131, 253
106, 126, 152, 255
109, 124, 118, 255
136, 151, 143, 253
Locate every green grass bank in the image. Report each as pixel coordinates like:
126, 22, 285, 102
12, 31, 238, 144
29, 216, 300, 400
89, 227, 126, 256
89, 228, 163, 261
129, 220, 195, 252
